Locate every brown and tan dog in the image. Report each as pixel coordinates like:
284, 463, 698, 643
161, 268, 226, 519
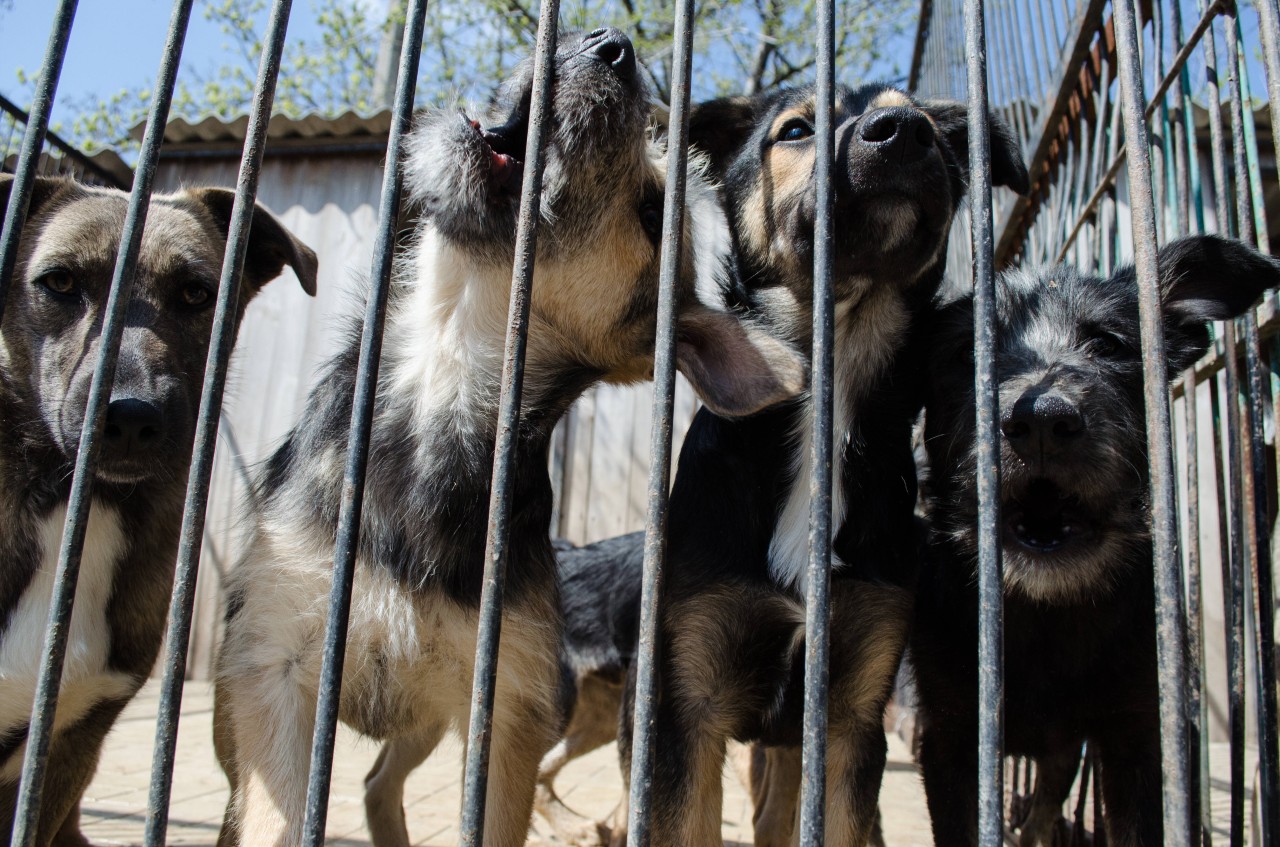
0, 174, 316, 846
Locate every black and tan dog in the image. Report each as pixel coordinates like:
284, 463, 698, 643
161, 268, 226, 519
0, 175, 316, 846
606, 85, 1027, 847
912, 235, 1280, 846
213, 28, 804, 847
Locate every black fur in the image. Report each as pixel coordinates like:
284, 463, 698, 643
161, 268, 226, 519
614, 83, 1028, 846
912, 235, 1280, 845
559, 531, 644, 684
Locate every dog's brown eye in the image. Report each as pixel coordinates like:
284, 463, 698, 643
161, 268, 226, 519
1088, 331, 1125, 358
776, 118, 814, 143
640, 202, 662, 240
182, 284, 214, 308
37, 270, 78, 299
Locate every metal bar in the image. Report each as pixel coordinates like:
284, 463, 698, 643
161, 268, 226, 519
0, 0, 77, 324
0, 94, 129, 189
1169, 5, 1212, 839
1182, 370, 1210, 842
296, 3, 428, 843
1200, 11, 1245, 841
1054, 0, 1223, 263
456, 2, 560, 842
141, 0, 325, 839
909, 0, 936, 91
1111, 0, 1191, 842
964, 0, 1003, 841
8, 1, 194, 842
798, 0, 836, 843
625, 0, 696, 842
991, 0, 1107, 265
1221, 7, 1280, 838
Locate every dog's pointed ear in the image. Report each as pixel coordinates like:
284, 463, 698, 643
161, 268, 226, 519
674, 307, 806, 417
919, 100, 1030, 195
186, 187, 318, 297
689, 95, 759, 179
0, 174, 76, 222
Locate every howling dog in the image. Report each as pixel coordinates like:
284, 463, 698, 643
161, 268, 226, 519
213, 28, 804, 847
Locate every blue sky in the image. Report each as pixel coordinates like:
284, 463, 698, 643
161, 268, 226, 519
1, 1, 919, 142
0, 0, 354, 129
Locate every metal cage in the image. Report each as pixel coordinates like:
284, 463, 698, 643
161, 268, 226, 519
2, 0, 1279, 844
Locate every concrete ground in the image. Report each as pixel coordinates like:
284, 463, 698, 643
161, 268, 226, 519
79, 681, 1253, 845
78, 681, 933, 846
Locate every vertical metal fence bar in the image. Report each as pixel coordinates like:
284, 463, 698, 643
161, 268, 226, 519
1170, 6, 1213, 839
296, 3, 429, 843
0, 0, 77, 322
1194, 38, 1243, 844
1183, 371, 1210, 842
1221, 8, 1280, 839
1111, 0, 1192, 841
1237, 2, 1280, 835
798, 0, 836, 843
142, 0, 352, 840
9, 2, 195, 843
456, 2, 559, 842
624, 0, 694, 843
964, 0, 1004, 841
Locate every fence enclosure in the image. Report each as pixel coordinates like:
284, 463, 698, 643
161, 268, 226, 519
3, 0, 1280, 843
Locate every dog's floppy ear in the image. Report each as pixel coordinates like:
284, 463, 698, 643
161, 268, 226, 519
1159, 235, 1280, 321
675, 307, 806, 417
186, 187, 318, 297
689, 95, 759, 179
0, 174, 77, 223
1151, 234, 1280, 369
919, 100, 1030, 195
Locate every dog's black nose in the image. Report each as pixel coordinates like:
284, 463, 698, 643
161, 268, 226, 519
103, 398, 164, 454
1003, 392, 1084, 460
582, 27, 636, 81
856, 107, 935, 164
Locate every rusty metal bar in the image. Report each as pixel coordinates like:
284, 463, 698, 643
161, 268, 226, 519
8, 2, 196, 843
625, 0, 696, 842
456, 1, 560, 842
1111, 0, 1191, 841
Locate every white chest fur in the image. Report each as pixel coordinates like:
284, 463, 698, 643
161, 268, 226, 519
767, 289, 909, 594
0, 501, 136, 781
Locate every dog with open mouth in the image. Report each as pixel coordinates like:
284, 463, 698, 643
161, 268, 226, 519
212, 28, 804, 847
912, 234, 1280, 846
0, 175, 316, 847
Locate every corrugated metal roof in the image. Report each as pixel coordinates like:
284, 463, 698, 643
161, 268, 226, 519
133, 110, 394, 151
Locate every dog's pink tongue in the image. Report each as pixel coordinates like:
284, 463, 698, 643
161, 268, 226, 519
490, 151, 515, 181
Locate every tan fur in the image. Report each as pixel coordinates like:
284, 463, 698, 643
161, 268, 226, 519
651, 580, 908, 847
531, 674, 624, 845
217, 536, 560, 846
750, 746, 799, 847
869, 89, 912, 109
527, 162, 666, 383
